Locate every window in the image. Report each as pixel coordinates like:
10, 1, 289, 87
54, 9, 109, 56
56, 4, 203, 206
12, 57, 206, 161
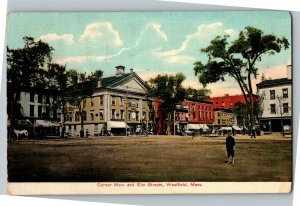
99, 110, 104, 120
111, 109, 116, 119
270, 104, 276, 114
270, 90, 275, 100
53, 109, 57, 119
46, 96, 50, 104
38, 94, 43, 103
30, 105, 35, 117
83, 99, 86, 108
30, 92, 35, 102
283, 88, 288, 98
193, 112, 196, 120
218, 119, 220, 124
67, 112, 73, 122
45, 106, 50, 118
136, 111, 139, 121
128, 111, 131, 120
121, 110, 125, 120
38, 105, 42, 117
120, 97, 125, 106
99, 96, 104, 106
90, 110, 94, 121
75, 112, 80, 121
111, 96, 116, 106
283, 103, 289, 113
82, 111, 87, 121
91, 97, 94, 107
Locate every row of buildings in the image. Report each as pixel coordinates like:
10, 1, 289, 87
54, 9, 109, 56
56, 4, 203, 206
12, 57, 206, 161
10, 65, 292, 137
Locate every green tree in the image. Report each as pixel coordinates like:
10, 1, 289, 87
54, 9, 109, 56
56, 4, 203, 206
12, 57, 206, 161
47, 63, 68, 137
7, 37, 53, 139
65, 69, 103, 136
194, 26, 289, 138
146, 73, 187, 135
185, 87, 211, 102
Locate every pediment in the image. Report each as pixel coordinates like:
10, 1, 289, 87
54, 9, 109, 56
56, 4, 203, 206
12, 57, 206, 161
111, 76, 147, 93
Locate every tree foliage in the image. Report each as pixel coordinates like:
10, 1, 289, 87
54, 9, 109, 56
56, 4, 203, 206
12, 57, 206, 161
194, 26, 289, 137
65, 69, 103, 131
7, 37, 54, 139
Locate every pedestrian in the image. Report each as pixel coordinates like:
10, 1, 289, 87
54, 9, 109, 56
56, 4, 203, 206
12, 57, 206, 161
250, 125, 256, 138
80, 128, 84, 138
86, 129, 89, 138
226, 133, 235, 165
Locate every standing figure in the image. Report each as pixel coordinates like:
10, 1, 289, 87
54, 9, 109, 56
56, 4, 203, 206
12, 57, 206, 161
226, 133, 236, 164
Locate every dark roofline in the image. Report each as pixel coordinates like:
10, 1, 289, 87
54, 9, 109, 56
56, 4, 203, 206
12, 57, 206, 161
185, 98, 213, 104
257, 78, 292, 88
213, 108, 232, 112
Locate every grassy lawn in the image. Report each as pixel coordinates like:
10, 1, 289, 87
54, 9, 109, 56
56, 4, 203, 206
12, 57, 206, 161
7, 135, 292, 182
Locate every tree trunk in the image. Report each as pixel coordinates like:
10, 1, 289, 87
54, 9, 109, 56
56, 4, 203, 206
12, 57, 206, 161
249, 97, 256, 138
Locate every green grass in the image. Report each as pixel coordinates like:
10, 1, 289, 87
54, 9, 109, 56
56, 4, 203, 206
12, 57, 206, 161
7, 136, 292, 182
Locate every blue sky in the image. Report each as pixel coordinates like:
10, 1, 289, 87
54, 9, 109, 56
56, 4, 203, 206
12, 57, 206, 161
7, 11, 291, 96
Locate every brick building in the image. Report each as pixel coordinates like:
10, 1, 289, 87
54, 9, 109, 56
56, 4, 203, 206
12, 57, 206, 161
211, 94, 258, 110
155, 99, 214, 135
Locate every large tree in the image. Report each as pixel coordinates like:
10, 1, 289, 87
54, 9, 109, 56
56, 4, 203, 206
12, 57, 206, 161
65, 69, 103, 137
146, 73, 211, 135
47, 63, 68, 138
7, 37, 53, 139
146, 73, 186, 135
194, 26, 289, 138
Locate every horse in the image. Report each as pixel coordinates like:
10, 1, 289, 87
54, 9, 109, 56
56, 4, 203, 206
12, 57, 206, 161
13, 129, 28, 141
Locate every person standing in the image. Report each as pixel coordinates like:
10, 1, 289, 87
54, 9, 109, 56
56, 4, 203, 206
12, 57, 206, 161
226, 133, 236, 164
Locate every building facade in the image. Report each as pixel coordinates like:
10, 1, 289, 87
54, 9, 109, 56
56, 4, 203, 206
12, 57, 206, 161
64, 66, 154, 136
10, 90, 61, 136
211, 94, 258, 110
213, 108, 236, 128
257, 65, 292, 132
155, 99, 214, 135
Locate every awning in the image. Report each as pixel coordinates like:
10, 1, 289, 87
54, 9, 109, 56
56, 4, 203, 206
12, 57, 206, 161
187, 124, 201, 130
232, 125, 242, 130
107, 121, 127, 130
36, 120, 60, 127
188, 124, 210, 130
220, 127, 232, 131
200, 124, 210, 130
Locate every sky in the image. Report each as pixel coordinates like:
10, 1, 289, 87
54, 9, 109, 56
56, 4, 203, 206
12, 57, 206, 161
7, 11, 291, 96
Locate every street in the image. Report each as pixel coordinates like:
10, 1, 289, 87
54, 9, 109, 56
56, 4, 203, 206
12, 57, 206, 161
8, 133, 292, 182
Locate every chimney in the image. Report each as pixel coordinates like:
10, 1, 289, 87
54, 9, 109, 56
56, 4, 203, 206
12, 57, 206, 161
130, 68, 133, 73
116, 65, 125, 76
97, 78, 102, 88
287, 65, 292, 79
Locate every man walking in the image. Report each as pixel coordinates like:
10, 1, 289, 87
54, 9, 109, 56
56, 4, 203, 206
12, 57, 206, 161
226, 133, 236, 165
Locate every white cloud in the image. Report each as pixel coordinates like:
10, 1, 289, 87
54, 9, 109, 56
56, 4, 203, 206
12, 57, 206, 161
134, 23, 168, 48
79, 22, 123, 46
153, 22, 225, 64
39, 33, 74, 43
54, 47, 129, 64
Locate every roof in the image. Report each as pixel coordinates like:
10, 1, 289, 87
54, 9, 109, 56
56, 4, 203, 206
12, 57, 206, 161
101, 73, 132, 87
257, 78, 292, 88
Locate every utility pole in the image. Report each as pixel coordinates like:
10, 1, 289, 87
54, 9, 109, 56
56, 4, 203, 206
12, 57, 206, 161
125, 86, 128, 136
277, 95, 284, 136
